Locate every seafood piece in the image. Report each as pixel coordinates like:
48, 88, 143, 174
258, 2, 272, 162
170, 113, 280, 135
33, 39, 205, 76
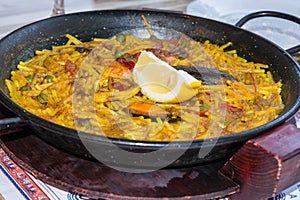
129, 103, 169, 118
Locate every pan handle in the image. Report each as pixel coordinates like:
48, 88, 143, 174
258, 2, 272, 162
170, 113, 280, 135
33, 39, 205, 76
235, 11, 300, 55
0, 117, 28, 136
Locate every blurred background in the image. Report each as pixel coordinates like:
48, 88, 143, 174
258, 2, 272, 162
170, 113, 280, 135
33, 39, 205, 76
1, 0, 300, 51
0, 0, 191, 38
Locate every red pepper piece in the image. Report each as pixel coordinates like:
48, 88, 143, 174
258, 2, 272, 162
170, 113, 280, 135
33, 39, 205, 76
184, 109, 208, 117
113, 82, 131, 91
116, 58, 135, 71
219, 103, 243, 113
65, 60, 77, 76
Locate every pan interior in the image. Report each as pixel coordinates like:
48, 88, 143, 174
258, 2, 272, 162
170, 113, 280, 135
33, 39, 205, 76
0, 10, 299, 144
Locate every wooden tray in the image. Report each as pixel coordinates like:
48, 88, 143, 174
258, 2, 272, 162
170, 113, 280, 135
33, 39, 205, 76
0, 128, 239, 199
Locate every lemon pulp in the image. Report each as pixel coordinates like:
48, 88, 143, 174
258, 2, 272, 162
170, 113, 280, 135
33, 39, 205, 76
132, 51, 202, 103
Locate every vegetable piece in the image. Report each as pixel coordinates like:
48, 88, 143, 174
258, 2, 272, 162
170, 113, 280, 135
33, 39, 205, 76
114, 50, 123, 58
219, 103, 243, 113
20, 85, 31, 91
116, 58, 135, 71
184, 109, 208, 117
201, 103, 210, 110
25, 75, 34, 83
45, 75, 54, 83
37, 93, 48, 104
113, 82, 131, 91
65, 60, 77, 76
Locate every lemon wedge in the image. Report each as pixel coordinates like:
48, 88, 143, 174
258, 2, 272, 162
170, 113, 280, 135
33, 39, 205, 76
132, 51, 202, 103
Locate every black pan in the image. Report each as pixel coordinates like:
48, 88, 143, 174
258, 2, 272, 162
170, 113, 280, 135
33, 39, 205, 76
0, 10, 300, 170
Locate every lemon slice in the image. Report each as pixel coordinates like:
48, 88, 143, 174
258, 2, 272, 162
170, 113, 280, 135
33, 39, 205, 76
132, 51, 202, 103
